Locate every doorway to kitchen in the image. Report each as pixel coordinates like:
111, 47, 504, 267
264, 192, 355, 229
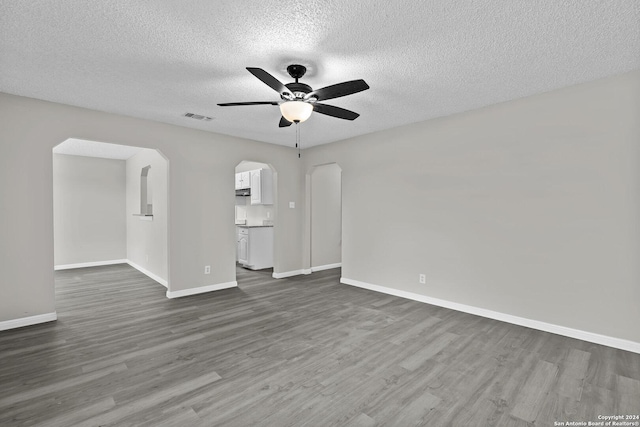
234, 161, 277, 285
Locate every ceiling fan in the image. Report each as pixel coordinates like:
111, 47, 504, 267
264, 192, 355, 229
218, 64, 369, 127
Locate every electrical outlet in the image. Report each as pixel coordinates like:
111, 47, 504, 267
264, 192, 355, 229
289, 202, 295, 209
419, 274, 426, 284
204, 265, 211, 274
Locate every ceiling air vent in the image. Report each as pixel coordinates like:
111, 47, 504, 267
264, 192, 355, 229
184, 112, 213, 121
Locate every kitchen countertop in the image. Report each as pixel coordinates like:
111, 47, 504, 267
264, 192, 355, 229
236, 225, 273, 228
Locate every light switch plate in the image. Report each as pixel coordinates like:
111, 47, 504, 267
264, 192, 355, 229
289, 202, 295, 209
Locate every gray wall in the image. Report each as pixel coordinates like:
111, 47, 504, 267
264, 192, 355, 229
0, 91, 304, 323
126, 149, 168, 282
303, 70, 640, 343
310, 163, 342, 268
53, 154, 126, 266
1, 69, 638, 345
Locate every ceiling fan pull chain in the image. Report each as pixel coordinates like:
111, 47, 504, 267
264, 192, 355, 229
296, 122, 301, 158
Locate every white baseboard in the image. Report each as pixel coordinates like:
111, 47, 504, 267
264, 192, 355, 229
54, 259, 169, 288
0, 312, 57, 332
311, 263, 342, 272
54, 259, 127, 270
340, 277, 640, 354
166, 281, 237, 299
274, 265, 340, 278
272, 269, 312, 279
127, 260, 168, 288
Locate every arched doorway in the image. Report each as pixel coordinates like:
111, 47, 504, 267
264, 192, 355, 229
234, 160, 277, 284
308, 163, 342, 272
52, 138, 169, 295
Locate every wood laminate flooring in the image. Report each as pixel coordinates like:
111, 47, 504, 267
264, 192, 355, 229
0, 264, 639, 426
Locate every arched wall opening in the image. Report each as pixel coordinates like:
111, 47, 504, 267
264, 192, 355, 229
234, 160, 278, 282
52, 138, 170, 294
304, 162, 342, 273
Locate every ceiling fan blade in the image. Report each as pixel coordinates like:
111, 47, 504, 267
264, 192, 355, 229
246, 67, 291, 96
312, 103, 360, 120
306, 79, 369, 102
217, 101, 279, 106
279, 116, 292, 127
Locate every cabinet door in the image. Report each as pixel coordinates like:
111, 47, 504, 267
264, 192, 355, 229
238, 234, 249, 264
241, 172, 251, 189
250, 170, 261, 205
236, 228, 241, 261
236, 171, 251, 189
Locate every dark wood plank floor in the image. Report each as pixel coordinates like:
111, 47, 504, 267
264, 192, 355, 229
0, 264, 638, 426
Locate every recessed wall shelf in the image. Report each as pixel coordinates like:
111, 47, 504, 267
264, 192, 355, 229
135, 165, 154, 219
133, 214, 153, 221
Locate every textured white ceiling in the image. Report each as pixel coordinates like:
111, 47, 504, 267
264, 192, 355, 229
1, 1, 639, 148
54, 138, 143, 160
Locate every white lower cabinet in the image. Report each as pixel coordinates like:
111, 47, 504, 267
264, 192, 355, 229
237, 227, 249, 264
236, 226, 273, 270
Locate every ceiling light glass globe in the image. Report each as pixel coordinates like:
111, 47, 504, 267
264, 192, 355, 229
280, 101, 313, 123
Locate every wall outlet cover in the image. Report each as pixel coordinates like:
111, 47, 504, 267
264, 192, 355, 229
419, 274, 426, 284
204, 265, 211, 274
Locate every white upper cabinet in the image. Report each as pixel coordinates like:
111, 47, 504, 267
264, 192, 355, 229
250, 169, 273, 205
235, 171, 251, 189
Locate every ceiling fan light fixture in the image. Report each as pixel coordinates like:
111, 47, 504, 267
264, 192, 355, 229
218, 66, 369, 128
280, 101, 313, 123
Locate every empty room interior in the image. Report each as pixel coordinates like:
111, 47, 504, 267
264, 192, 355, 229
1, 1, 639, 426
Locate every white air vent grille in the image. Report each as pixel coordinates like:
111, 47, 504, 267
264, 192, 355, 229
184, 112, 213, 121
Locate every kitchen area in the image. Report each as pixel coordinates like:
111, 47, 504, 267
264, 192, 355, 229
235, 161, 274, 270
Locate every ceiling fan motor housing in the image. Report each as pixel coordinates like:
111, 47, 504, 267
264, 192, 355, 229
283, 82, 313, 100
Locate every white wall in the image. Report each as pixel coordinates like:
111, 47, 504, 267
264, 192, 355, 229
310, 163, 342, 269
126, 149, 168, 283
237, 202, 273, 226
236, 161, 269, 173
53, 154, 126, 266
304, 70, 640, 344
